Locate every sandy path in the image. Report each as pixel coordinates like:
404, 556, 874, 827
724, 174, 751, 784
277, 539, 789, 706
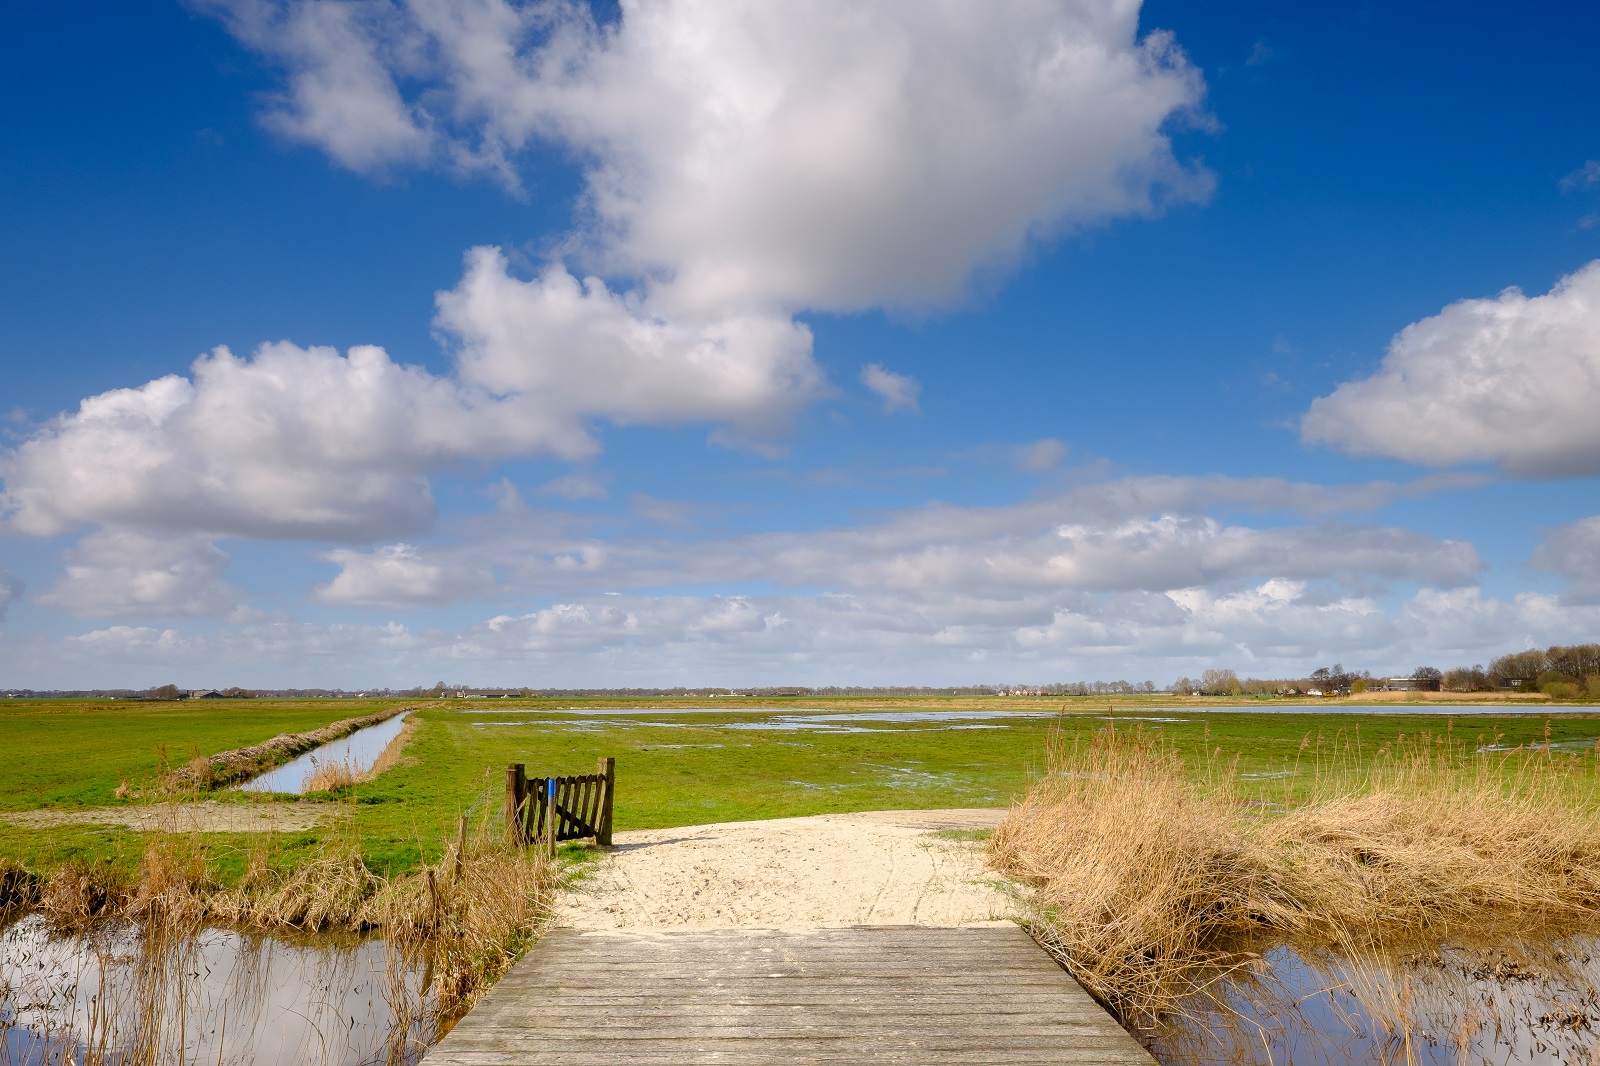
556, 808, 1014, 930
1, 801, 339, 833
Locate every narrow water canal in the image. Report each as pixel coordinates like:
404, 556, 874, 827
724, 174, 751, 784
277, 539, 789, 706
239, 713, 409, 795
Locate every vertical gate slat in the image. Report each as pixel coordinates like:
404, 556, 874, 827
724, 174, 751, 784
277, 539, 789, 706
568, 777, 583, 839
550, 777, 561, 840
536, 777, 546, 841
558, 777, 572, 839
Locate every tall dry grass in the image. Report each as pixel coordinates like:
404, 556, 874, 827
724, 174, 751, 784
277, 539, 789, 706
301, 757, 362, 793
991, 720, 1600, 1028
25, 779, 559, 1020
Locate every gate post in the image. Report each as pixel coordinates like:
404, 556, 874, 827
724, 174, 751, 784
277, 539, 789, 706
596, 756, 616, 846
504, 763, 526, 846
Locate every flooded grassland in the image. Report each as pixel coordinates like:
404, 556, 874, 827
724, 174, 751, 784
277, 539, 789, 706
4, 696, 1600, 1063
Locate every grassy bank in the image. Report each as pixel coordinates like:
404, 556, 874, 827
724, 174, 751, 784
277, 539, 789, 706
991, 719, 1600, 1030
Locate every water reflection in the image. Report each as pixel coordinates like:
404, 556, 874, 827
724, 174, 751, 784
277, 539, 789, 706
240, 714, 409, 795
1152, 934, 1600, 1065
0, 916, 433, 1065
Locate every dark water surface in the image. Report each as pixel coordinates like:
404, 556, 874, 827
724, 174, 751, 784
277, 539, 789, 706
1, 916, 434, 1065
1152, 935, 1600, 1064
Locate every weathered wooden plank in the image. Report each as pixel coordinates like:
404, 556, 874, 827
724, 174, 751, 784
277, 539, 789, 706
428, 1049, 1139, 1056
423, 925, 1153, 1065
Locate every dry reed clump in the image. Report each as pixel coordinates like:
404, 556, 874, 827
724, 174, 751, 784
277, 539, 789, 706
430, 835, 557, 1011
38, 860, 129, 927
15, 782, 556, 1028
122, 836, 213, 928
990, 722, 1600, 1028
301, 757, 362, 793
0, 858, 40, 913
211, 846, 386, 931
369, 812, 560, 1014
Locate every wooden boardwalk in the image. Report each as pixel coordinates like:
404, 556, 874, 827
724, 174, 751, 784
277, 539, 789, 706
422, 924, 1155, 1064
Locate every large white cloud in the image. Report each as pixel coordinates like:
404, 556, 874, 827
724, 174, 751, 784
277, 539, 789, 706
34, 530, 243, 620
436, 248, 824, 435
205, 0, 1209, 314
1303, 261, 1600, 477
529, 0, 1210, 314
0, 342, 576, 540
314, 542, 497, 608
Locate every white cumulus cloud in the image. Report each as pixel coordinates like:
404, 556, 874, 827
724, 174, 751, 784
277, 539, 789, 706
204, 0, 1211, 315
34, 529, 242, 619
0, 342, 575, 541
1303, 261, 1600, 477
315, 543, 496, 608
436, 248, 824, 436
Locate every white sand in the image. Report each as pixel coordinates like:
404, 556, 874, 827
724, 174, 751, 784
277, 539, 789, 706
555, 808, 1015, 930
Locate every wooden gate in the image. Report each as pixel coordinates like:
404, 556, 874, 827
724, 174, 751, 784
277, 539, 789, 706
505, 757, 614, 851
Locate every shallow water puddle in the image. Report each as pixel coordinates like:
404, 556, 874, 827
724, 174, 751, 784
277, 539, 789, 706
1, 915, 434, 1065
239, 713, 409, 794
1152, 936, 1600, 1064
464, 708, 1057, 734
1477, 737, 1600, 754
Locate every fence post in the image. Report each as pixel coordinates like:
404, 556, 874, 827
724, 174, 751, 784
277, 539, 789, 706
596, 756, 615, 846
504, 763, 525, 846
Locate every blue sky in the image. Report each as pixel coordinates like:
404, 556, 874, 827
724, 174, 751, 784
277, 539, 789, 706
2, 0, 1598, 689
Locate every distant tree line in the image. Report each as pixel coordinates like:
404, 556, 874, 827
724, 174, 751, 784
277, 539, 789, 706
13, 647, 1596, 702
414, 682, 1157, 697
1439, 643, 1600, 698
1171, 642, 1600, 699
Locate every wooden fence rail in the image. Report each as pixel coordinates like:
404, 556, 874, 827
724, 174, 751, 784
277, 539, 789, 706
505, 756, 614, 852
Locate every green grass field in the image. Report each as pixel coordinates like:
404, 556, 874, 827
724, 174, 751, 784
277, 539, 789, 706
4, 694, 1599, 882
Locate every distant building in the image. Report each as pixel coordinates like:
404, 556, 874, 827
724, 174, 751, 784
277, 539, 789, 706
1379, 677, 1441, 692
191, 690, 224, 699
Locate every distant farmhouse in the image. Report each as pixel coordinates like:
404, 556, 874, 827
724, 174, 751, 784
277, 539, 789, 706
1377, 676, 1442, 692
